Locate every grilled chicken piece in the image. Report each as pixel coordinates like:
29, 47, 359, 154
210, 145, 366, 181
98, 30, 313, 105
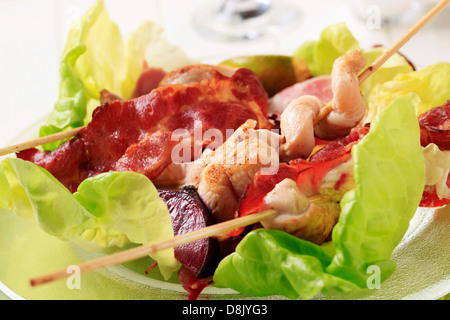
277, 51, 367, 161
261, 156, 355, 245
314, 50, 367, 140
279, 95, 322, 161
261, 178, 340, 245
195, 119, 282, 223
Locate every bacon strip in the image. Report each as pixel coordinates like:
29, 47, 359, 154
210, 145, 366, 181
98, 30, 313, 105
17, 138, 87, 193
18, 68, 270, 191
419, 100, 450, 151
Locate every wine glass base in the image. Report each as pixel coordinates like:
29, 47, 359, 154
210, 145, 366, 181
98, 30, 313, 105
192, 1, 300, 42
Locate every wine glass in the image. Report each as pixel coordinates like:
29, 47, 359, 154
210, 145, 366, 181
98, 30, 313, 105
192, 0, 300, 41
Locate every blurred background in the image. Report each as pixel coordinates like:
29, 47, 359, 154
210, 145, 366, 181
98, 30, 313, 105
0, 0, 449, 147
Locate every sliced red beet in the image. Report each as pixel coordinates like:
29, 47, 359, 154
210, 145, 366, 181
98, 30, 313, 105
158, 186, 221, 278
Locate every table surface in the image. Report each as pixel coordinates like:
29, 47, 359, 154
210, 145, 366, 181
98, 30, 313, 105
0, 0, 449, 147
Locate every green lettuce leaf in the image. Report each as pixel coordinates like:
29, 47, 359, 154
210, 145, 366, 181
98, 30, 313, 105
213, 93, 425, 299
0, 158, 178, 279
326, 92, 425, 286
293, 22, 359, 76
213, 229, 362, 300
39, 0, 122, 150
40, 0, 194, 150
364, 62, 450, 123
359, 46, 413, 99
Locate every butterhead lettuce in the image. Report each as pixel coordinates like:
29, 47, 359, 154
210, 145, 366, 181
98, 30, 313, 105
213, 93, 425, 299
364, 62, 450, 123
293, 22, 359, 76
0, 158, 178, 280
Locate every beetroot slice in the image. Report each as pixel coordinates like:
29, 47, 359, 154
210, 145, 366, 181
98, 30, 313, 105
158, 186, 220, 278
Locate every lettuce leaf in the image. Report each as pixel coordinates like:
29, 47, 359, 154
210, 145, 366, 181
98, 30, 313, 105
326, 92, 425, 287
364, 62, 450, 123
359, 46, 413, 99
39, 0, 122, 150
212, 229, 362, 300
0, 158, 178, 279
40, 0, 194, 150
293, 22, 359, 76
213, 93, 425, 299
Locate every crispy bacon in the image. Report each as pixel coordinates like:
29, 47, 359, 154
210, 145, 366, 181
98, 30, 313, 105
18, 68, 270, 191
419, 100, 450, 151
115, 131, 177, 179
308, 125, 370, 163
99, 89, 124, 104
17, 138, 87, 193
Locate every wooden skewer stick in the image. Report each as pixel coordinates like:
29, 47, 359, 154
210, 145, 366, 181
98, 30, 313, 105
0, 126, 84, 157
30, 194, 333, 287
30, 209, 277, 287
313, 0, 450, 126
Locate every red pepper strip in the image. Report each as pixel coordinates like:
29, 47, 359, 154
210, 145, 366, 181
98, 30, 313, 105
291, 153, 352, 193
227, 164, 298, 237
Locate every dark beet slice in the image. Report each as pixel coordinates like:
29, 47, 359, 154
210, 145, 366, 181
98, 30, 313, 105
158, 186, 220, 278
